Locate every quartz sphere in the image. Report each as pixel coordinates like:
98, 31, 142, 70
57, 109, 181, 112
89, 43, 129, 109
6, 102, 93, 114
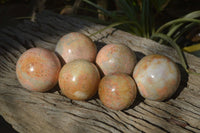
133, 54, 181, 101
96, 44, 137, 76
98, 73, 137, 110
58, 59, 100, 101
55, 32, 97, 64
16, 47, 61, 92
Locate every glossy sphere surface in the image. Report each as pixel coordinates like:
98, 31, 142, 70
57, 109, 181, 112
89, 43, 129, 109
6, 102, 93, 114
133, 54, 181, 101
59, 59, 100, 101
96, 44, 137, 76
98, 73, 137, 110
16, 47, 61, 92
55, 32, 97, 64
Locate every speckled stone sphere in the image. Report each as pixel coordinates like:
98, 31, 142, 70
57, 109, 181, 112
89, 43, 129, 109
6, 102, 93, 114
98, 73, 137, 110
55, 32, 97, 64
16, 47, 61, 92
133, 54, 181, 101
59, 59, 100, 101
96, 44, 137, 76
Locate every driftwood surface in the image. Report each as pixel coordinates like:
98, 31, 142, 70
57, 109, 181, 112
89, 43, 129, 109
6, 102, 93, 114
0, 11, 200, 133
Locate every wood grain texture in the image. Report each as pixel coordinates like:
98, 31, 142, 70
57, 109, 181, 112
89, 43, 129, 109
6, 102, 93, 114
0, 10, 200, 133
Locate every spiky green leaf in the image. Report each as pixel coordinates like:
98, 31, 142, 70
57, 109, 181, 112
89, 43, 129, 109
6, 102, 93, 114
89, 21, 142, 37
157, 18, 200, 33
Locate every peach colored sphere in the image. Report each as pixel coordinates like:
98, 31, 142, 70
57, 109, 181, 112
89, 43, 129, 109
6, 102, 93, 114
98, 73, 137, 110
133, 54, 181, 101
59, 59, 100, 101
16, 47, 61, 92
96, 44, 137, 76
55, 32, 97, 64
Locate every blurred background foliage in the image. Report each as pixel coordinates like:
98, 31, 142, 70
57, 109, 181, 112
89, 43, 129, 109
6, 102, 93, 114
80, 0, 200, 72
0, 0, 200, 71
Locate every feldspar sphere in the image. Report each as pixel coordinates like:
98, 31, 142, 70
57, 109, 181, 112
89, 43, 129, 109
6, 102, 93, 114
95, 44, 137, 76
98, 73, 137, 110
55, 32, 97, 64
16, 47, 61, 92
58, 59, 100, 101
133, 54, 181, 101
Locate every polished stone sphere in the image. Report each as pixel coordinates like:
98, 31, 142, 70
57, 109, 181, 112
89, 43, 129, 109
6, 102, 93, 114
133, 54, 181, 101
96, 44, 137, 76
16, 47, 61, 92
98, 73, 137, 110
55, 32, 97, 64
59, 59, 100, 101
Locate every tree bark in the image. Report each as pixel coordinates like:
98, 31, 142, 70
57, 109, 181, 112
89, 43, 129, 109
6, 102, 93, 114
0, 10, 200, 133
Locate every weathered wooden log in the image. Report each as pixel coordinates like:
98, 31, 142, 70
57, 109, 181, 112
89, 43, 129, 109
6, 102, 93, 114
0, 10, 200, 133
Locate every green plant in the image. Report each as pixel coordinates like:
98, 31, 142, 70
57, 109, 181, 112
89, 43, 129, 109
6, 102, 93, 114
83, 0, 200, 73
83, 0, 169, 37
152, 11, 200, 72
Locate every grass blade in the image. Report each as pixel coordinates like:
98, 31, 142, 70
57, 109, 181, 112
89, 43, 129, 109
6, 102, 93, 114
165, 10, 200, 37
156, 18, 200, 33
89, 21, 142, 37
151, 33, 188, 72
141, 0, 147, 37
158, 11, 200, 44
151, 0, 170, 12
141, 0, 154, 38
83, 0, 112, 17
173, 23, 197, 42
117, 0, 137, 20
184, 10, 200, 19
